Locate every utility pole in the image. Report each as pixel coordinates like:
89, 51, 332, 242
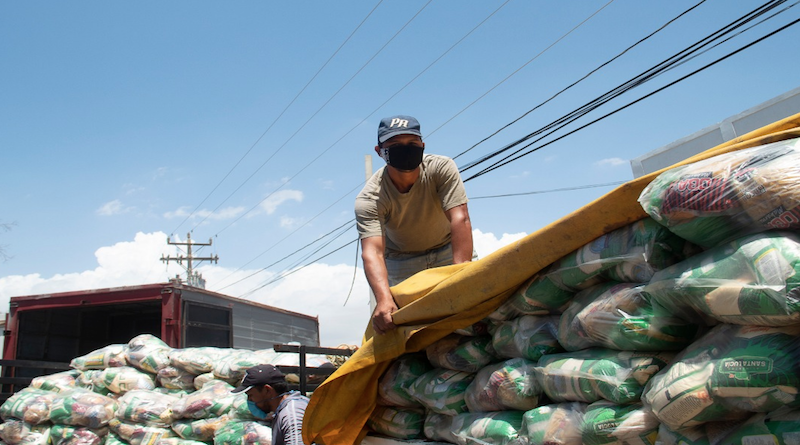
161, 232, 219, 288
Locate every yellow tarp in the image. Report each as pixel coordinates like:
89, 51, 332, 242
303, 112, 800, 445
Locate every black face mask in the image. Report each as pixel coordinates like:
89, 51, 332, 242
382, 144, 424, 171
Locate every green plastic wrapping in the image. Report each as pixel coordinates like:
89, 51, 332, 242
558, 282, 701, 351
50, 425, 108, 445
170, 416, 228, 441
0, 388, 56, 424
581, 401, 659, 445
169, 348, 225, 375
537, 349, 673, 405
114, 390, 178, 427
376, 353, 432, 408
425, 334, 498, 373
0, 420, 51, 445
155, 439, 210, 445
450, 411, 525, 445
490, 273, 575, 321
70, 345, 128, 371
211, 350, 270, 383
228, 394, 256, 421
30, 370, 80, 393
95, 367, 156, 394
465, 358, 540, 413
366, 406, 424, 440
645, 231, 800, 326
709, 408, 800, 445
156, 367, 196, 391
103, 432, 127, 445
423, 412, 455, 443
491, 315, 562, 361
126, 335, 172, 374
171, 382, 236, 420
519, 402, 586, 445
642, 324, 800, 430
107, 419, 174, 445
212, 421, 271, 445
49, 388, 117, 429
408, 368, 474, 415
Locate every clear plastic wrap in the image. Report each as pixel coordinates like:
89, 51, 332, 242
103, 432, 127, 445
491, 315, 562, 361
49, 388, 118, 429
645, 231, 800, 326
639, 137, 800, 248
171, 381, 236, 420
169, 347, 225, 375
30, 370, 80, 393
155, 439, 210, 445
642, 324, 800, 431
0, 420, 51, 445
75, 370, 110, 396
558, 282, 702, 351
519, 402, 586, 445
114, 390, 178, 427
376, 353, 432, 408
49, 425, 107, 445
408, 368, 474, 415
490, 273, 575, 321
0, 388, 56, 424
212, 350, 270, 383
537, 349, 673, 405
366, 406, 424, 440
94, 366, 156, 394
125, 334, 172, 374
706, 408, 800, 445
450, 411, 525, 445
212, 421, 272, 445
655, 423, 710, 445
423, 412, 455, 443
228, 393, 256, 421
425, 334, 498, 373
70, 345, 128, 371
580, 401, 659, 445
464, 358, 540, 413
170, 416, 229, 441
107, 419, 175, 445
156, 367, 197, 391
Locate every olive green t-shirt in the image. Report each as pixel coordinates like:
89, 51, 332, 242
355, 154, 468, 255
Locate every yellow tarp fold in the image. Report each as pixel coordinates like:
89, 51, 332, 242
303, 113, 800, 445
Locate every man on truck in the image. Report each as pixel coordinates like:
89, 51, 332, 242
355, 115, 474, 335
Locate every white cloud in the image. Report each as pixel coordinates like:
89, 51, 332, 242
595, 157, 627, 167
280, 216, 304, 229
259, 190, 303, 215
163, 206, 245, 221
472, 229, 528, 259
96, 199, 133, 216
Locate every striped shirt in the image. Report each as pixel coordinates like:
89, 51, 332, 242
272, 392, 309, 445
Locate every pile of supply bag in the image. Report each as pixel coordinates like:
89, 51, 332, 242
367, 137, 800, 445
0, 335, 340, 445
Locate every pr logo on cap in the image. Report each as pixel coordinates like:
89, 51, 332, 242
389, 118, 410, 129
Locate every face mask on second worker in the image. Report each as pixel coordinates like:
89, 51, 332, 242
382, 144, 424, 171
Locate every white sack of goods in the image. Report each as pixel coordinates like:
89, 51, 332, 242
450, 411, 525, 445
0, 388, 57, 425
426, 333, 498, 373
115, 390, 178, 427
94, 366, 156, 394
157, 366, 197, 391
377, 352, 432, 408
558, 282, 702, 352
30, 370, 80, 393
0, 419, 51, 445
48, 388, 118, 429
491, 315, 562, 361
639, 137, 800, 248
126, 334, 172, 374
464, 358, 541, 412
644, 231, 800, 327
642, 324, 800, 431
107, 418, 175, 445
366, 406, 425, 440
408, 368, 474, 415
70, 344, 128, 371
212, 350, 272, 383
537, 349, 673, 405
169, 347, 225, 375
49, 424, 108, 445
212, 420, 272, 445
655, 407, 800, 445
171, 416, 231, 442
518, 402, 586, 445
580, 401, 659, 445
423, 412, 456, 443
171, 381, 237, 420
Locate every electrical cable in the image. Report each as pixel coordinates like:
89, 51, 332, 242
343, 238, 361, 307
470, 180, 628, 200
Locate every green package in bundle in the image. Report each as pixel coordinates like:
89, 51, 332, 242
228, 393, 256, 421
450, 411, 525, 445
377, 353, 432, 408
171, 416, 228, 441
581, 401, 659, 445
70, 345, 128, 371
424, 412, 455, 443
156, 439, 211, 445
408, 369, 474, 415
492, 315, 562, 361
714, 409, 800, 445
520, 402, 586, 445
104, 432, 127, 445
126, 334, 172, 374
95, 366, 156, 394
366, 406, 424, 440
643, 324, 800, 431
169, 347, 224, 375
115, 390, 178, 427
537, 349, 673, 405
107, 419, 174, 445
646, 231, 800, 326
49, 388, 118, 429
50, 424, 108, 445
491, 274, 574, 321
654, 423, 710, 445
213, 421, 272, 445
426, 334, 498, 373
465, 358, 540, 413
156, 366, 196, 391
559, 282, 701, 352
172, 381, 236, 420
0, 419, 51, 445
30, 370, 80, 393
0, 387, 56, 425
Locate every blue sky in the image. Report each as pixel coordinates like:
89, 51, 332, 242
2, 1, 799, 346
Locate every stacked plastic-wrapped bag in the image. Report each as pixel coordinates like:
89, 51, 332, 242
0, 334, 336, 445
368, 137, 800, 445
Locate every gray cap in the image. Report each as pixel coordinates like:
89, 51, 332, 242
378, 115, 422, 144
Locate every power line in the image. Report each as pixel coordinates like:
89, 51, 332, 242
470, 181, 627, 200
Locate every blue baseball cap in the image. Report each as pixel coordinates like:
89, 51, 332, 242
378, 115, 422, 144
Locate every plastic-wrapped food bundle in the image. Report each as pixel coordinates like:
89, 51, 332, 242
706, 408, 800, 445
581, 401, 659, 445
408, 368, 474, 415
645, 231, 800, 326
107, 419, 175, 445
0, 388, 56, 424
49, 425, 107, 445
49, 388, 117, 428
465, 358, 540, 413
169, 347, 224, 375
213, 421, 272, 445
229, 393, 257, 421
426, 334, 498, 373
70, 345, 127, 371
171, 416, 229, 441
450, 411, 525, 445
366, 406, 424, 440
423, 412, 455, 443
0, 420, 51, 445
75, 370, 110, 395
156, 439, 211, 445
172, 381, 237, 420
454, 319, 492, 337
212, 350, 270, 383
537, 349, 673, 405
126, 334, 172, 374
115, 390, 178, 427
193, 372, 230, 390
30, 370, 80, 393
655, 424, 710, 445
157, 366, 197, 391
558, 282, 701, 351
491, 315, 562, 361
639, 137, 800, 248
490, 273, 575, 321
519, 402, 586, 445
94, 366, 156, 394
104, 432, 127, 445
643, 324, 800, 430
377, 353, 432, 408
